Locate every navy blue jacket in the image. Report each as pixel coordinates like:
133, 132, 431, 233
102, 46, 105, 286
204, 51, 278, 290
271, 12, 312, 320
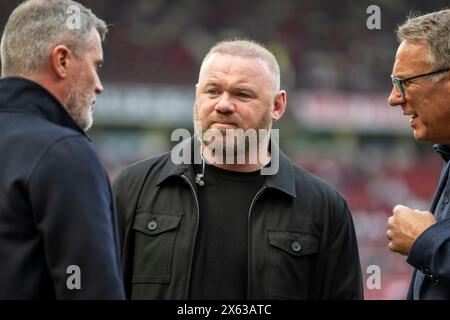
407, 144, 450, 299
0, 77, 124, 299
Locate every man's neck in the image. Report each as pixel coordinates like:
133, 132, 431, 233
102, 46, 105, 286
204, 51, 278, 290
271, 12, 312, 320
20, 73, 66, 109
201, 144, 271, 173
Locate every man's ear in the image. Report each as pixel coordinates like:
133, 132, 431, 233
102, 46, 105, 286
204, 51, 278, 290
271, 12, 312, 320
272, 90, 287, 122
50, 45, 72, 79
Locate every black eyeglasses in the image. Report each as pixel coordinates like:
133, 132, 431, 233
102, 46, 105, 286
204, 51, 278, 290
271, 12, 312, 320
391, 68, 450, 97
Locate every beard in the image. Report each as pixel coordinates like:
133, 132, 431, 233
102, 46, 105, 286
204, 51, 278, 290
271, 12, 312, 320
193, 104, 272, 160
65, 73, 95, 131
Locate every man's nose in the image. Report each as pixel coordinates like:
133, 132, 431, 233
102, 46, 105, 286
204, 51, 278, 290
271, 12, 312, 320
95, 78, 104, 95
388, 86, 405, 107
214, 93, 235, 113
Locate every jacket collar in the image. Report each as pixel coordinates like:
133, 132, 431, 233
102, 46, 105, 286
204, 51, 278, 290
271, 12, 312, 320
433, 144, 450, 162
156, 136, 297, 198
0, 77, 88, 138
265, 143, 297, 198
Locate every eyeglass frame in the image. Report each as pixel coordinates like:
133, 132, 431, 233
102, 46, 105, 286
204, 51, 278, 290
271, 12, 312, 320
390, 67, 450, 97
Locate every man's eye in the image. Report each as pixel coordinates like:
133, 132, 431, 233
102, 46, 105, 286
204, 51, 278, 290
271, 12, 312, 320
236, 92, 251, 99
206, 89, 219, 95
403, 79, 411, 86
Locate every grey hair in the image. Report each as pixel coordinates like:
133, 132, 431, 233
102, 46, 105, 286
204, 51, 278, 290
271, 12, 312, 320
0, 0, 108, 77
397, 9, 450, 82
199, 39, 281, 94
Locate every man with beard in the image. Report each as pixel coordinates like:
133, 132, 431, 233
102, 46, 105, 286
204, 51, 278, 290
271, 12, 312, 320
0, 0, 124, 299
113, 40, 363, 299
386, 9, 450, 299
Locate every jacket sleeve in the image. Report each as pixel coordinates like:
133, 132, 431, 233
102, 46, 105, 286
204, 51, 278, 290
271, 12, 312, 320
407, 218, 450, 287
28, 135, 125, 299
324, 196, 364, 299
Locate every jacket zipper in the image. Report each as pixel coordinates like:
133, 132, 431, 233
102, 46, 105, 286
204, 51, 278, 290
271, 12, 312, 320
247, 186, 267, 299
181, 174, 200, 299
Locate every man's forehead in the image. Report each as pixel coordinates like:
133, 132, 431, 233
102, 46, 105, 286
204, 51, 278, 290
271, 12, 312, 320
199, 53, 271, 82
393, 40, 430, 74
84, 28, 103, 52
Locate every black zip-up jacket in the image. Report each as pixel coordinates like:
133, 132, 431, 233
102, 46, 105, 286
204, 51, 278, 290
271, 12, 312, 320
0, 77, 124, 299
113, 138, 363, 299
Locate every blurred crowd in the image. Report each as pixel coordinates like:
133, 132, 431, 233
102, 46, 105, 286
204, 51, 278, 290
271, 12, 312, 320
3, 0, 449, 90
294, 140, 443, 299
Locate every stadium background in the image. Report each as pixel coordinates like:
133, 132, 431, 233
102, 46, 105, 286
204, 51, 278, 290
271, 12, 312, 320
1, 0, 449, 299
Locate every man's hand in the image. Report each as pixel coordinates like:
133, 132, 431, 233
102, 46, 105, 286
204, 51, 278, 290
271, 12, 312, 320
386, 205, 436, 256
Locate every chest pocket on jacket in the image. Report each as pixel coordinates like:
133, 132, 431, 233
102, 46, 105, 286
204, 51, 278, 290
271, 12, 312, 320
267, 230, 319, 299
132, 211, 181, 284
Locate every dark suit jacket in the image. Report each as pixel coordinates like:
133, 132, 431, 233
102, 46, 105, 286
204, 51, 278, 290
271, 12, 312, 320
407, 144, 450, 299
0, 77, 124, 299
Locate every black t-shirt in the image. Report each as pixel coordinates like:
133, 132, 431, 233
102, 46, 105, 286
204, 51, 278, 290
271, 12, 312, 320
188, 163, 266, 299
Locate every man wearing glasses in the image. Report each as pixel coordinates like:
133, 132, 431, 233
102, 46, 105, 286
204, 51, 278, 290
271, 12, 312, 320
386, 9, 450, 299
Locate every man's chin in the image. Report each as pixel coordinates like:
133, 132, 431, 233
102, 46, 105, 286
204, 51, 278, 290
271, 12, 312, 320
413, 129, 427, 142
78, 114, 93, 131
84, 118, 93, 131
